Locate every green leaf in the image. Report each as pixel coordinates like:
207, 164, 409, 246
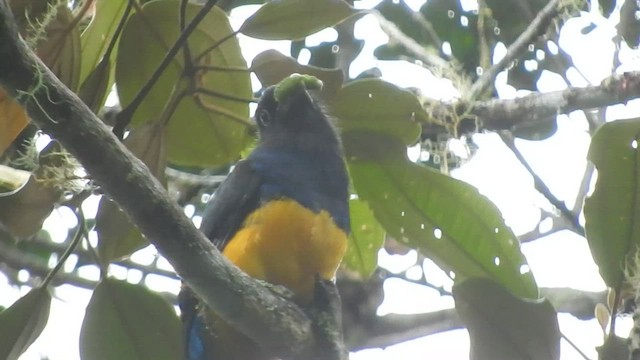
80, 278, 182, 360
584, 118, 640, 289
78, 58, 111, 113
511, 115, 558, 141
94, 198, 145, 265
0, 287, 52, 360
251, 49, 344, 99
618, 0, 640, 48
117, 0, 252, 167
453, 278, 560, 360
95, 122, 166, 263
597, 335, 629, 359
240, 0, 362, 40
344, 132, 538, 299
80, 0, 129, 84
331, 79, 423, 146
344, 199, 385, 277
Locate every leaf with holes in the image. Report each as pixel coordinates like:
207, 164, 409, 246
344, 199, 385, 277
331, 79, 423, 146
454, 278, 560, 360
344, 132, 537, 299
251, 49, 344, 99
241, 0, 362, 40
80, 278, 182, 360
585, 118, 640, 289
0, 287, 51, 360
117, 0, 252, 167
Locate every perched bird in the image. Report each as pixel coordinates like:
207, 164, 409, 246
180, 76, 350, 360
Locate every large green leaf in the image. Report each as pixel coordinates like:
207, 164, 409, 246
240, 0, 362, 40
80, 278, 182, 360
80, 0, 128, 84
331, 79, 423, 146
344, 132, 538, 299
584, 118, 640, 289
0, 287, 52, 360
344, 199, 385, 277
117, 0, 252, 167
454, 278, 560, 360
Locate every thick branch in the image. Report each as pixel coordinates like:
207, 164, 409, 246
429, 71, 640, 133
0, 4, 323, 359
345, 287, 606, 350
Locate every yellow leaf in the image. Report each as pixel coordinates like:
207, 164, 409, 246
0, 89, 29, 156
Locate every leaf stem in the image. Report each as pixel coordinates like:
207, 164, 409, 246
113, 0, 220, 138
41, 208, 86, 288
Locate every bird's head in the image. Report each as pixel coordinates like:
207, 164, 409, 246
254, 75, 340, 153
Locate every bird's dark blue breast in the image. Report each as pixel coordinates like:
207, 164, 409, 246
249, 148, 350, 233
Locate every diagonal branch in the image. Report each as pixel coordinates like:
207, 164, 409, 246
499, 131, 584, 236
0, 3, 333, 359
468, 0, 563, 99
374, 11, 449, 70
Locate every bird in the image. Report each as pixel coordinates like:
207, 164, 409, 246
179, 76, 350, 360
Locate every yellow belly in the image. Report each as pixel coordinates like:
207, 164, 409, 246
222, 199, 348, 302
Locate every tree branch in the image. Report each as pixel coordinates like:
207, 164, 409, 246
468, 0, 563, 99
344, 286, 606, 350
427, 71, 640, 133
374, 11, 449, 70
0, 3, 332, 358
499, 131, 584, 236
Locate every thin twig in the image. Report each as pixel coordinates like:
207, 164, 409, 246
179, 0, 195, 80
194, 95, 256, 126
195, 65, 250, 72
194, 88, 257, 104
477, 0, 491, 71
561, 332, 592, 360
374, 11, 449, 69
499, 131, 585, 237
468, 0, 562, 100
408, 9, 444, 52
100, 0, 132, 63
113, 0, 220, 138
42, 208, 86, 288
193, 31, 241, 63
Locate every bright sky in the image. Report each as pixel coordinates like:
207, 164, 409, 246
5, 0, 640, 359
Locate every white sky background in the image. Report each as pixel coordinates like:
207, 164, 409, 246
4, 0, 640, 359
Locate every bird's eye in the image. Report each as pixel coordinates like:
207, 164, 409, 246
257, 109, 271, 127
